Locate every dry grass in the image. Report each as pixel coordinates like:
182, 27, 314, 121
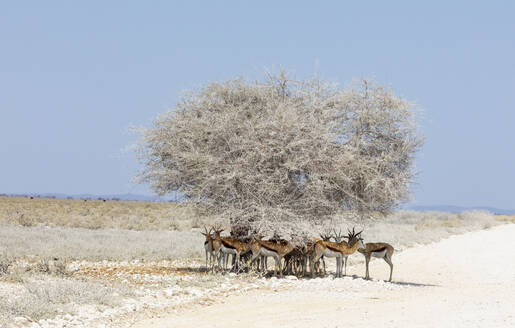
0, 256, 136, 326
0, 258, 262, 326
0, 226, 204, 261
0, 196, 513, 326
357, 210, 505, 249
0, 196, 204, 230
494, 214, 515, 224
0, 273, 134, 325
0, 196, 511, 262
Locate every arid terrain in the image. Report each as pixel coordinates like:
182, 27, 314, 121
136, 224, 515, 328
1, 196, 514, 327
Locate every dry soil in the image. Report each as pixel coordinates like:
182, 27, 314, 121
134, 224, 515, 328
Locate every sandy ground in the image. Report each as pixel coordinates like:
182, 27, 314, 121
134, 224, 515, 328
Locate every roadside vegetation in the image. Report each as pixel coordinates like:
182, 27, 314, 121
1, 196, 513, 326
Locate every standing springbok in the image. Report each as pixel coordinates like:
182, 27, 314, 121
331, 228, 356, 276
345, 228, 394, 281
201, 227, 214, 270
246, 235, 265, 272
250, 237, 296, 277
212, 228, 249, 272
310, 228, 365, 278
201, 227, 222, 273
358, 241, 395, 281
303, 234, 331, 276
315, 233, 332, 274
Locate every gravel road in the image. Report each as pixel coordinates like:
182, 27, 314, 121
134, 224, 515, 328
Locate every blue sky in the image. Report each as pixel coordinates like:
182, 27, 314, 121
1, 1, 514, 209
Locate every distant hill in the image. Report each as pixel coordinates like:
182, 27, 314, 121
3, 192, 514, 214
5, 192, 181, 202
64, 193, 181, 202
406, 205, 515, 215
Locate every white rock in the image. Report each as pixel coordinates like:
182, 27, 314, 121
189, 288, 203, 296
14, 317, 29, 324
67, 262, 80, 272
39, 321, 51, 328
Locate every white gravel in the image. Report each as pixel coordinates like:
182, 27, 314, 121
4, 224, 514, 328
133, 224, 515, 328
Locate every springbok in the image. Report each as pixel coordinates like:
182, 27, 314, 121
358, 241, 395, 281
331, 228, 355, 276
246, 235, 265, 272
201, 227, 222, 273
201, 227, 214, 270
310, 228, 365, 278
212, 228, 248, 272
315, 233, 332, 274
283, 244, 306, 276
345, 228, 395, 281
303, 234, 330, 276
250, 237, 296, 277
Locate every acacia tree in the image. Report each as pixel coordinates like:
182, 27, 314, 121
136, 72, 423, 237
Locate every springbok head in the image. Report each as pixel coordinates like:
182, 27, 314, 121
347, 227, 365, 248
211, 224, 224, 238
319, 232, 332, 241
200, 226, 213, 239
331, 228, 347, 243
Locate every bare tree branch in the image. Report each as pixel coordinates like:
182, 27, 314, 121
135, 71, 424, 237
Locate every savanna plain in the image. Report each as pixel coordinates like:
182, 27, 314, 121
1, 196, 514, 328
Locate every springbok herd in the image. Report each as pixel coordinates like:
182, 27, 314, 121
201, 226, 395, 282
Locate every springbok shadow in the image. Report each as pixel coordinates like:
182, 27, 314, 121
170, 267, 208, 274
346, 275, 439, 287
389, 280, 439, 287
185, 269, 440, 286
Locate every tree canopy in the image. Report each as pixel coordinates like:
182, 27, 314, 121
137, 72, 423, 236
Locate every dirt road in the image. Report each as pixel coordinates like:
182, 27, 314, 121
134, 224, 515, 328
